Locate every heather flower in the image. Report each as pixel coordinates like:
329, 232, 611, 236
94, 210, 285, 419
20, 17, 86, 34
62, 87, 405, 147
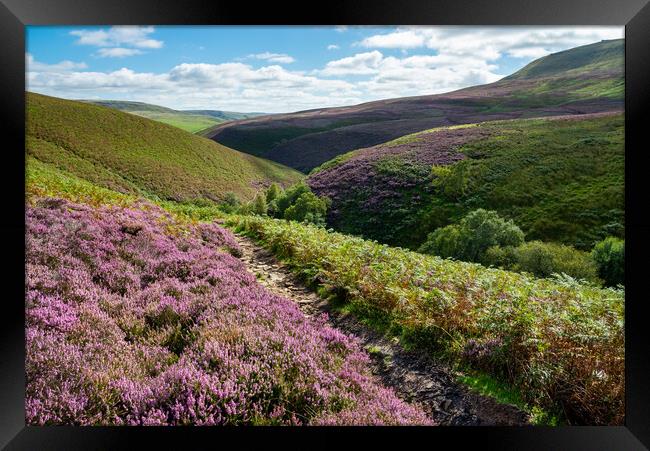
25, 197, 431, 426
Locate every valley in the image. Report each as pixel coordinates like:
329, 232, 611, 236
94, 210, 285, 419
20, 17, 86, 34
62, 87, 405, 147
25, 37, 625, 426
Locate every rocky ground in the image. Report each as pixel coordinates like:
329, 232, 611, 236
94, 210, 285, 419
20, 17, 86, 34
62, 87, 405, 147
233, 233, 531, 426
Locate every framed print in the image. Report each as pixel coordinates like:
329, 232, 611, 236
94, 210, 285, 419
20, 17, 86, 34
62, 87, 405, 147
1, 0, 649, 448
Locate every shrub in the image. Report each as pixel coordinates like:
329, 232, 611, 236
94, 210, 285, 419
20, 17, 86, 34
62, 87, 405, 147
284, 192, 330, 226
483, 245, 518, 268
218, 192, 241, 214
251, 192, 268, 216
591, 237, 625, 286
511, 241, 600, 284
265, 183, 282, 204
271, 182, 330, 226
419, 209, 525, 263
274, 182, 312, 218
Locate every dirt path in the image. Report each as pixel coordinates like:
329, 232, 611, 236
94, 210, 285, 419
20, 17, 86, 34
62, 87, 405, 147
233, 233, 531, 426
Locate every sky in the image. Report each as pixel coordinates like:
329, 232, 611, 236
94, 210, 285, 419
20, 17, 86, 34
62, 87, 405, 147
26, 26, 623, 113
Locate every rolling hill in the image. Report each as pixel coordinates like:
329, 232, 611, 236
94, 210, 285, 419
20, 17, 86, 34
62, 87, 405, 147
307, 112, 624, 251
27, 92, 303, 203
207, 39, 623, 173
81, 100, 267, 133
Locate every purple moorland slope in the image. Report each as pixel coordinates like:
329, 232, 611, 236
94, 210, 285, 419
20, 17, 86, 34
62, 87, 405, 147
207, 39, 623, 173
25, 198, 430, 425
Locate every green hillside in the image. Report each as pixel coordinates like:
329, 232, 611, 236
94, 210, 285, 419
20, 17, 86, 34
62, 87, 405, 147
208, 39, 623, 173
184, 109, 267, 121
505, 39, 623, 80
308, 113, 624, 251
27, 92, 303, 203
81, 100, 224, 133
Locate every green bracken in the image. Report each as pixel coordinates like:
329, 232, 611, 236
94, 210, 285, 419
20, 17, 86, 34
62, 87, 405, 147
229, 214, 624, 425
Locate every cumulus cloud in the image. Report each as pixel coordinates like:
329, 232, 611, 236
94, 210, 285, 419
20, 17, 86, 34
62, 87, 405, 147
26, 55, 360, 112
96, 48, 143, 58
70, 26, 163, 49
335, 26, 348, 33
26, 53, 87, 72
327, 44, 340, 50
27, 26, 624, 113
317, 50, 502, 99
358, 26, 623, 58
359, 30, 425, 49
246, 52, 295, 64
320, 51, 384, 76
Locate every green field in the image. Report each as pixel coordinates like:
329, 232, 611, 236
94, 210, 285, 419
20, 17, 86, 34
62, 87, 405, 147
28, 93, 303, 203
81, 100, 223, 133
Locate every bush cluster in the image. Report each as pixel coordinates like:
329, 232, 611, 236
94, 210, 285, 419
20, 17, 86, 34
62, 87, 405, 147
227, 183, 330, 226
420, 209, 620, 287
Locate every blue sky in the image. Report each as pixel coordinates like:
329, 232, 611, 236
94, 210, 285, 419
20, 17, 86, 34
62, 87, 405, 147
26, 26, 623, 113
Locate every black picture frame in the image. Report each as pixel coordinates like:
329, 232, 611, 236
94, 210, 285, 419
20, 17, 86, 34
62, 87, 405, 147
2, 0, 649, 448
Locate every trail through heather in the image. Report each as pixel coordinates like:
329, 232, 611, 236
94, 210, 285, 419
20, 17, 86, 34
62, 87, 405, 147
231, 231, 531, 426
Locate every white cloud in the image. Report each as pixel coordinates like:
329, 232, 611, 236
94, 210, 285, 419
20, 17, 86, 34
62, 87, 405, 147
246, 52, 295, 64
327, 44, 340, 50
26, 53, 87, 72
320, 51, 384, 76
318, 51, 502, 99
507, 47, 552, 59
335, 26, 348, 33
96, 48, 143, 58
70, 26, 163, 49
26, 26, 624, 113
358, 26, 623, 59
26, 55, 360, 113
359, 30, 425, 49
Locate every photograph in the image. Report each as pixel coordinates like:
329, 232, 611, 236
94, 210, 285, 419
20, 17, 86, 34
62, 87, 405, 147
22, 24, 628, 428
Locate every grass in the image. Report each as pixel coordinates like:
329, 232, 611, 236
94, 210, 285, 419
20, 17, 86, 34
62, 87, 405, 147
456, 372, 561, 425
439, 114, 624, 250
82, 100, 231, 134
27, 92, 303, 203
308, 113, 624, 251
228, 214, 624, 425
127, 111, 223, 133
505, 39, 623, 80
26, 156, 229, 226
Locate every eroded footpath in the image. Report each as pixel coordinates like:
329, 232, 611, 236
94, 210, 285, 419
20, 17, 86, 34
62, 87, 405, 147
231, 232, 531, 426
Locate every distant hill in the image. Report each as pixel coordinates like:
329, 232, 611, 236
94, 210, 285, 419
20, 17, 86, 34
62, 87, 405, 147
206, 39, 623, 173
307, 112, 624, 251
81, 100, 268, 134
183, 110, 268, 121
28, 93, 303, 203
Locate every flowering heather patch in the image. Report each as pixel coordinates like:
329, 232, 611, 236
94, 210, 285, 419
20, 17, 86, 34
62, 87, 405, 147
308, 113, 624, 250
307, 125, 488, 247
25, 198, 430, 426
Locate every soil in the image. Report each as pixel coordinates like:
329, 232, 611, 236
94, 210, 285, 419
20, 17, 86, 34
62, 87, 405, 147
232, 233, 531, 426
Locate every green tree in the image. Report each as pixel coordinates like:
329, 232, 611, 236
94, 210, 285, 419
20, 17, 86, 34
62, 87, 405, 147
274, 182, 312, 218
265, 183, 282, 216
265, 183, 282, 203
591, 237, 624, 286
419, 209, 524, 262
251, 191, 268, 216
512, 241, 600, 283
283, 192, 329, 226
